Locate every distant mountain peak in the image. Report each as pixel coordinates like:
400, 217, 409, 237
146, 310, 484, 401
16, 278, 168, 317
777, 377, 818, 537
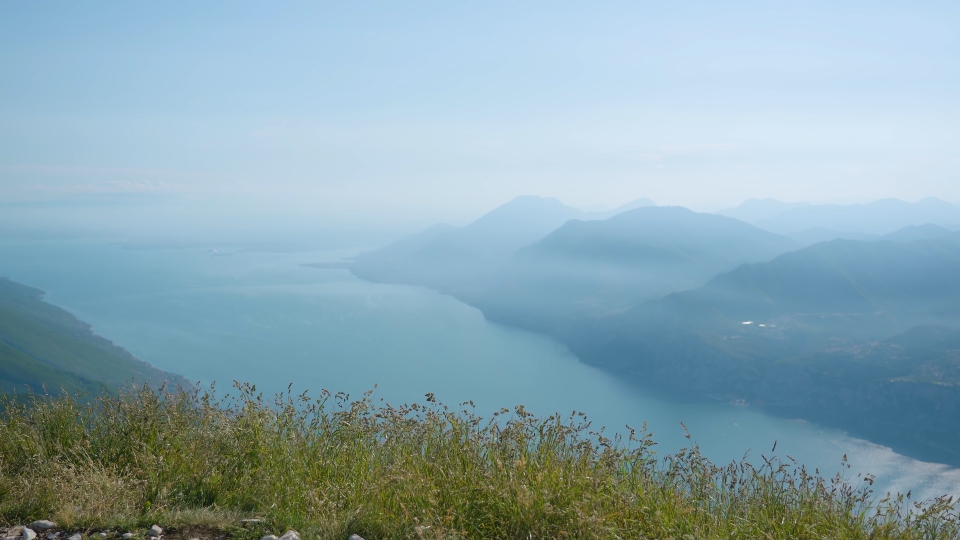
464, 195, 584, 234
881, 224, 957, 243
915, 196, 956, 207
609, 197, 656, 211
577, 198, 657, 220
501, 194, 567, 206
717, 199, 809, 224
753, 197, 960, 235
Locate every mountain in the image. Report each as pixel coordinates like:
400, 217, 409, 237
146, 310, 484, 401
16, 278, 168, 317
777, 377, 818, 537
786, 224, 957, 247
351, 195, 659, 294
568, 235, 960, 462
585, 235, 960, 366
454, 195, 586, 248
351, 196, 587, 292
470, 206, 799, 331
751, 324, 960, 462
717, 198, 810, 223
880, 224, 957, 242
349, 197, 960, 461
347, 223, 463, 289
0, 277, 187, 396
527, 206, 797, 263
354, 202, 798, 335
753, 197, 960, 235
589, 197, 657, 219
785, 228, 878, 246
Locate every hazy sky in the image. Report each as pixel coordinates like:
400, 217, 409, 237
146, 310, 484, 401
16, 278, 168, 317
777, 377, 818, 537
2, 1, 959, 236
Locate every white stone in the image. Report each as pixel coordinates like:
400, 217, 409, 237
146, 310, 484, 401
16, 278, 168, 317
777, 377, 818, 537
260, 536, 277, 540
349, 535, 365, 540
278, 531, 299, 540
22, 529, 37, 540
45, 534, 58, 540
121, 534, 133, 539
68, 534, 82, 540
146, 527, 162, 539
29, 524, 55, 533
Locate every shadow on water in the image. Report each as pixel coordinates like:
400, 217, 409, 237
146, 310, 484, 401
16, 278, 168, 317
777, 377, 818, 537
569, 365, 960, 469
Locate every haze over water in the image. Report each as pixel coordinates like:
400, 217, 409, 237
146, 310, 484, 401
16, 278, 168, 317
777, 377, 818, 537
1, 237, 957, 502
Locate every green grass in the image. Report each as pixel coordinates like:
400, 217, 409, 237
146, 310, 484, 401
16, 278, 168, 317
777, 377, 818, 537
0, 384, 956, 539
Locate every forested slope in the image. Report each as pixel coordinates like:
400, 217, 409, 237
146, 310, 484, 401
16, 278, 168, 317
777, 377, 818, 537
0, 278, 187, 395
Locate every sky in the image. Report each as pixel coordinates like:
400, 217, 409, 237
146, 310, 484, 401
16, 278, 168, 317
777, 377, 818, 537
1, 1, 959, 239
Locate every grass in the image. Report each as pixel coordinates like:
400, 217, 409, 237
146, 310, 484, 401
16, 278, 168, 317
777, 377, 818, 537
0, 383, 957, 539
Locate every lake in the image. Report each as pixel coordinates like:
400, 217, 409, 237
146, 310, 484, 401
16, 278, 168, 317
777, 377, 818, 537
1, 237, 958, 501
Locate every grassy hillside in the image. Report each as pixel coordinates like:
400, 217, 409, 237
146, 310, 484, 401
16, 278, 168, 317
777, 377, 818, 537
0, 277, 187, 395
0, 385, 956, 539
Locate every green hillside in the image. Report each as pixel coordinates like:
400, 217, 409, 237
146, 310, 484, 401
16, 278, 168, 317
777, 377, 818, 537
0, 277, 187, 395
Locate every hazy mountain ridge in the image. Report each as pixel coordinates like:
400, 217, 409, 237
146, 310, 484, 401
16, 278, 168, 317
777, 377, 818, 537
784, 223, 957, 246
522, 206, 797, 264
566, 235, 960, 462
574, 234, 960, 374
717, 198, 810, 223
351, 195, 656, 294
720, 197, 960, 238
350, 195, 960, 463
470, 207, 800, 331
880, 224, 957, 243
0, 277, 187, 396
354, 200, 800, 334
351, 196, 582, 293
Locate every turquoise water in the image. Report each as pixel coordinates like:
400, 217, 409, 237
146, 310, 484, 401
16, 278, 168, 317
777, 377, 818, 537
1, 238, 958, 501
